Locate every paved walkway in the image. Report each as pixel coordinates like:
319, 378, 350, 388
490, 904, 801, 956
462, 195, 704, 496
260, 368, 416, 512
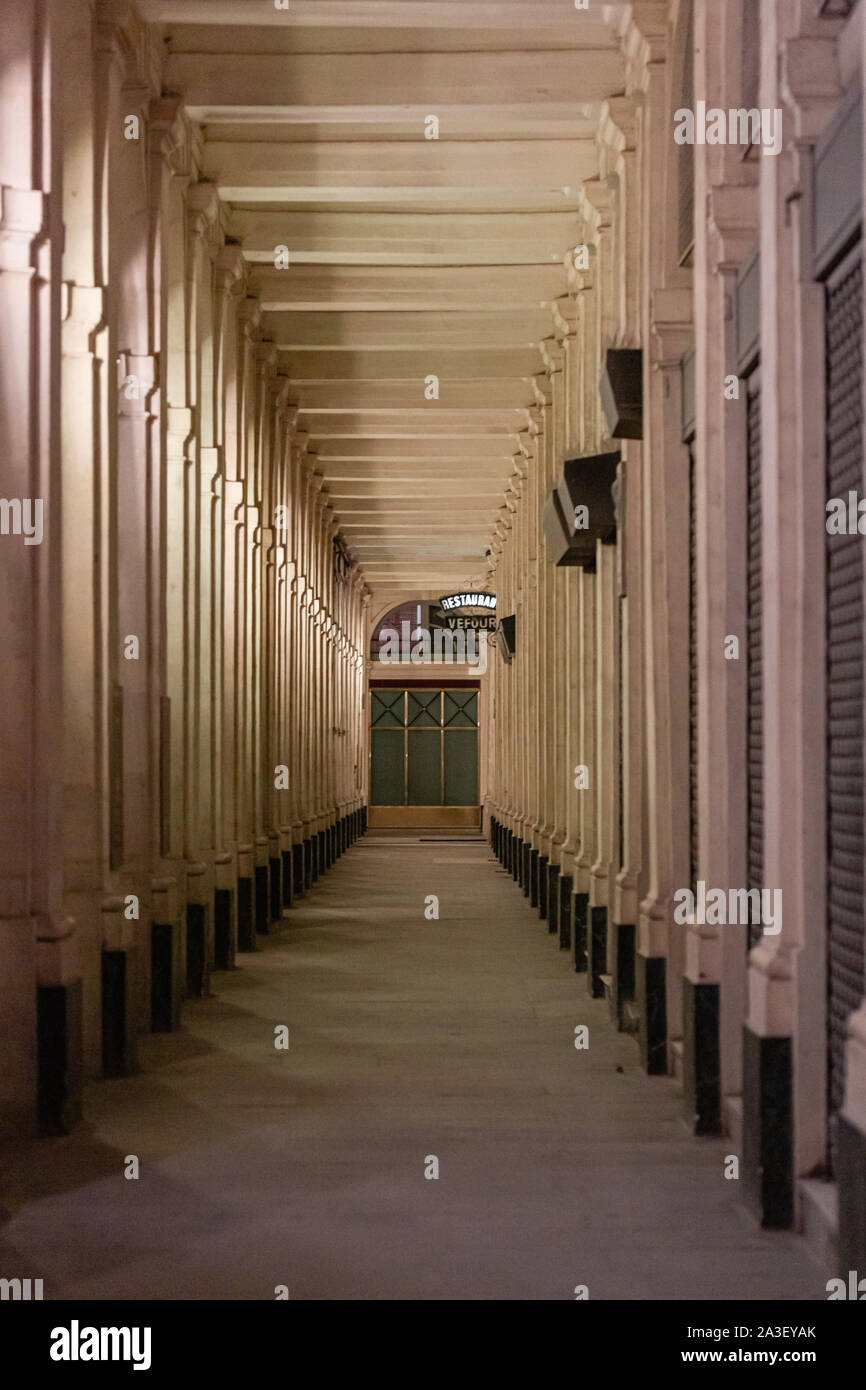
0, 836, 821, 1300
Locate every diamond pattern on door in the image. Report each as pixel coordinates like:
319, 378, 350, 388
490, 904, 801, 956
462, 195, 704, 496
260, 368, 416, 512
407, 691, 441, 727
371, 690, 404, 727
443, 691, 478, 727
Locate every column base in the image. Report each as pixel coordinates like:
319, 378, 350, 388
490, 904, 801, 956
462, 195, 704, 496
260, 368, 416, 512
637, 954, 667, 1075
254, 864, 270, 934
559, 875, 573, 949
214, 887, 234, 970
838, 1113, 866, 1273
185, 902, 209, 998
587, 906, 606, 997
37, 980, 83, 1136
236, 877, 255, 952
102, 947, 138, 1078
292, 843, 305, 897
281, 850, 294, 909
537, 856, 549, 919
151, 921, 182, 1029
742, 1025, 793, 1228
572, 892, 588, 972
546, 863, 560, 934
608, 921, 636, 1029
683, 978, 721, 1135
270, 855, 283, 922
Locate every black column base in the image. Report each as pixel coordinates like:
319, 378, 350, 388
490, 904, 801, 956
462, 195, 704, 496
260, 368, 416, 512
361, 807, 368, 833
587, 906, 606, 996
186, 902, 209, 998
281, 850, 294, 909
102, 948, 138, 1078
37, 980, 83, 1136
254, 864, 270, 934
236, 877, 255, 952
572, 892, 588, 972
838, 1113, 866, 1274
269, 856, 282, 923
743, 1025, 793, 1228
490, 816, 497, 852
214, 887, 234, 970
303, 837, 313, 889
318, 829, 328, 873
292, 843, 305, 897
537, 856, 549, 919
151, 921, 182, 1028
559, 875, 573, 949
637, 954, 666, 1075
546, 863, 560, 933
522, 843, 530, 896
529, 849, 539, 907
608, 921, 636, 1027
683, 978, 721, 1134
512, 835, 521, 882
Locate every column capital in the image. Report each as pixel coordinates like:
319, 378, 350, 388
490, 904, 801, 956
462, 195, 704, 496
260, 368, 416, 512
649, 287, 694, 366
780, 34, 844, 142
707, 183, 759, 271
0, 186, 47, 274
215, 243, 246, 295
148, 98, 199, 179
237, 296, 262, 337
187, 182, 225, 250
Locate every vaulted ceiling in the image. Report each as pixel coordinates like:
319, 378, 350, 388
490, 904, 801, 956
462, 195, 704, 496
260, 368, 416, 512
139, 0, 628, 597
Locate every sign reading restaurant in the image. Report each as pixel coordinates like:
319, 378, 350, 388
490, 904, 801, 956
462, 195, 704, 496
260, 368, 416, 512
434, 593, 497, 630
439, 592, 497, 612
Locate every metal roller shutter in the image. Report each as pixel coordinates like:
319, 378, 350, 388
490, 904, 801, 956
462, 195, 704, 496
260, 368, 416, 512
746, 371, 763, 949
618, 591, 624, 873
825, 247, 864, 1168
689, 445, 698, 889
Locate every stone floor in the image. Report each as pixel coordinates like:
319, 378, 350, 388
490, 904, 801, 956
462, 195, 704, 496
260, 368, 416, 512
0, 836, 823, 1300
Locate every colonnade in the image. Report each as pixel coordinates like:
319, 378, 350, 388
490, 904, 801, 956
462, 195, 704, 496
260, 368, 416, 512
0, 0, 368, 1139
488, 0, 866, 1273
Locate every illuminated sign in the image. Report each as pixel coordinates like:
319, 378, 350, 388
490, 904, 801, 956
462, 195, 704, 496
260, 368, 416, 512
438, 593, 497, 612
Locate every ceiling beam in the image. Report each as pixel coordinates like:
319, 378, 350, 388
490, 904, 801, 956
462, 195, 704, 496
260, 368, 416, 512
140, 2, 618, 35
167, 50, 623, 110
203, 139, 597, 192
234, 208, 578, 265
287, 380, 536, 409
275, 349, 547, 377
265, 309, 554, 350
252, 264, 568, 312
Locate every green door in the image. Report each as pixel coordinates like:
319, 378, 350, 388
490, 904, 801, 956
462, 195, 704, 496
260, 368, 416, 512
369, 688, 479, 827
